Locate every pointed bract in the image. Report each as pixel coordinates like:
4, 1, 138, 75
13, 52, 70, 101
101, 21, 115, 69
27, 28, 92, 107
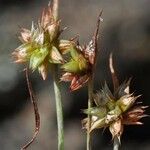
70, 75, 89, 91
38, 63, 48, 80
109, 119, 123, 142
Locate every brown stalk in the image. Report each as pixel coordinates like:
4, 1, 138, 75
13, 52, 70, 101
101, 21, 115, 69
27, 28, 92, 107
109, 53, 119, 92
21, 68, 40, 150
86, 11, 103, 150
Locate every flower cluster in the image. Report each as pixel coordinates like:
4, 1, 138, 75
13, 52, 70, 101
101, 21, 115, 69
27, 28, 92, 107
12, 1, 103, 92
82, 55, 147, 142
12, 4, 64, 80
60, 12, 103, 91
60, 40, 90, 91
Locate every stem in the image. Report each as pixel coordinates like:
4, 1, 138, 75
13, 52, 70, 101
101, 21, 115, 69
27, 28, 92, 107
52, 0, 64, 149
87, 77, 93, 150
113, 137, 120, 150
52, 0, 59, 21
86, 12, 102, 150
52, 65, 64, 150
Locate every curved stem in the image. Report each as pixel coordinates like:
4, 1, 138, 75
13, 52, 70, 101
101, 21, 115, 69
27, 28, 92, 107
52, 65, 64, 150
113, 137, 120, 150
87, 77, 93, 150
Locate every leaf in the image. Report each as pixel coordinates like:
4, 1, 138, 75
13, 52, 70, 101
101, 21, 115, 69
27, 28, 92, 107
84, 10, 103, 65
116, 94, 139, 112
105, 105, 122, 124
61, 59, 80, 73
94, 84, 115, 108
29, 47, 48, 70
16, 43, 32, 55
49, 46, 64, 64
61, 54, 88, 73
78, 55, 88, 71
20, 28, 31, 43
31, 27, 44, 45
109, 53, 119, 92
70, 48, 80, 61
70, 75, 89, 91
38, 62, 48, 80
60, 72, 74, 82
90, 118, 106, 132
48, 22, 59, 41
59, 40, 74, 54
12, 43, 32, 63
41, 5, 52, 28
83, 106, 107, 118
116, 79, 131, 98
103, 82, 114, 99
84, 39, 95, 64
109, 119, 123, 142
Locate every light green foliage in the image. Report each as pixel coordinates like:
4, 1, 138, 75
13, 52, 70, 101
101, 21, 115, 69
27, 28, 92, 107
29, 47, 49, 70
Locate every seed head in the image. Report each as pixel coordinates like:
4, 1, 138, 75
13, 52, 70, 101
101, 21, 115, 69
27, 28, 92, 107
82, 54, 148, 142
12, 3, 64, 80
60, 12, 103, 91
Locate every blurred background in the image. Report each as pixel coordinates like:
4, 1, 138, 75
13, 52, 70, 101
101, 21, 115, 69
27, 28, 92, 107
0, 0, 150, 149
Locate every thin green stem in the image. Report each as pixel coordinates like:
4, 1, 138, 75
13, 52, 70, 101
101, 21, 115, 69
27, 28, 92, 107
52, 65, 64, 150
113, 137, 119, 150
87, 77, 93, 150
51, 0, 64, 149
